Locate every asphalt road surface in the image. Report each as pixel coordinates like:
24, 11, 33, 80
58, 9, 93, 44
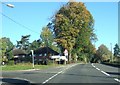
1, 63, 120, 85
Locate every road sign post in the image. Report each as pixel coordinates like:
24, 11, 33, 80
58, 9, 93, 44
31, 50, 34, 69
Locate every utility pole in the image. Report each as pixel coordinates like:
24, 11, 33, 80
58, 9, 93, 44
110, 43, 113, 62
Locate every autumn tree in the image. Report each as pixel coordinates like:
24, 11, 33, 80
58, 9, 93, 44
40, 26, 54, 48
40, 26, 60, 53
49, 1, 97, 62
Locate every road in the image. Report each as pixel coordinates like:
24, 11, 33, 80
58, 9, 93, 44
1, 63, 120, 85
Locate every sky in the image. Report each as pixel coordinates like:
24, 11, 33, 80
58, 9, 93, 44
1, 0, 118, 52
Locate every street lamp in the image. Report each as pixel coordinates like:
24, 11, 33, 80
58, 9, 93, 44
0, 1, 14, 8
6, 4, 14, 8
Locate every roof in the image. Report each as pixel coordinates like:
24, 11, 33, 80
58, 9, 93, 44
34, 47, 59, 55
12, 49, 27, 56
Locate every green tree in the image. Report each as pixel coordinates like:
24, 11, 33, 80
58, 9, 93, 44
96, 44, 111, 62
16, 35, 30, 53
0, 37, 14, 62
29, 39, 42, 50
114, 44, 120, 58
49, 1, 97, 62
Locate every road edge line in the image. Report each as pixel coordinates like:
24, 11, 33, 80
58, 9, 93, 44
91, 63, 120, 83
114, 78, 120, 82
91, 63, 110, 77
96, 68, 100, 71
42, 70, 63, 84
101, 71, 110, 76
42, 63, 78, 84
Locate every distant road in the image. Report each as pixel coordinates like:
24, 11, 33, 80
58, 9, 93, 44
2, 63, 120, 85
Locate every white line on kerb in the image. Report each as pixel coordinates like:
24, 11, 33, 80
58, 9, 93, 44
114, 78, 120, 82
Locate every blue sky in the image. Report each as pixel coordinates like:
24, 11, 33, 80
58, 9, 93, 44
1, 1, 118, 51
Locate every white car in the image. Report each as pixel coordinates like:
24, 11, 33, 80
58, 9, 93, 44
50, 55, 68, 61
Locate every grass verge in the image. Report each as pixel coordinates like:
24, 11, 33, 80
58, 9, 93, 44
1, 63, 61, 71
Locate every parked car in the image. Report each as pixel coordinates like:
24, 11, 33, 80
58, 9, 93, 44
50, 55, 68, 64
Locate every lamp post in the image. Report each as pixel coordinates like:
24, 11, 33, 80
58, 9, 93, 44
0, 1, 14, 8
6, 4, 14, 8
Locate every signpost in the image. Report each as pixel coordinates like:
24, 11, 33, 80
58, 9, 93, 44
31, 50, 34, 69
64, 49, 68, 64
64, 49, 68, 59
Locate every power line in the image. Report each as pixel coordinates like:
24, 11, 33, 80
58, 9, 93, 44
1, 12, 40, 35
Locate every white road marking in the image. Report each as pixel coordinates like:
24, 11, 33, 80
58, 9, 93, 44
91, 63, 120, 83
92, 63, 110, 76
96, 68, 100, 71
101, 71, 110, 76
91, 63, 96, 68
114, 78, 120, 82
42, 70, 62, 84
91, 64, 110, 77
42, 64, 78, 84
